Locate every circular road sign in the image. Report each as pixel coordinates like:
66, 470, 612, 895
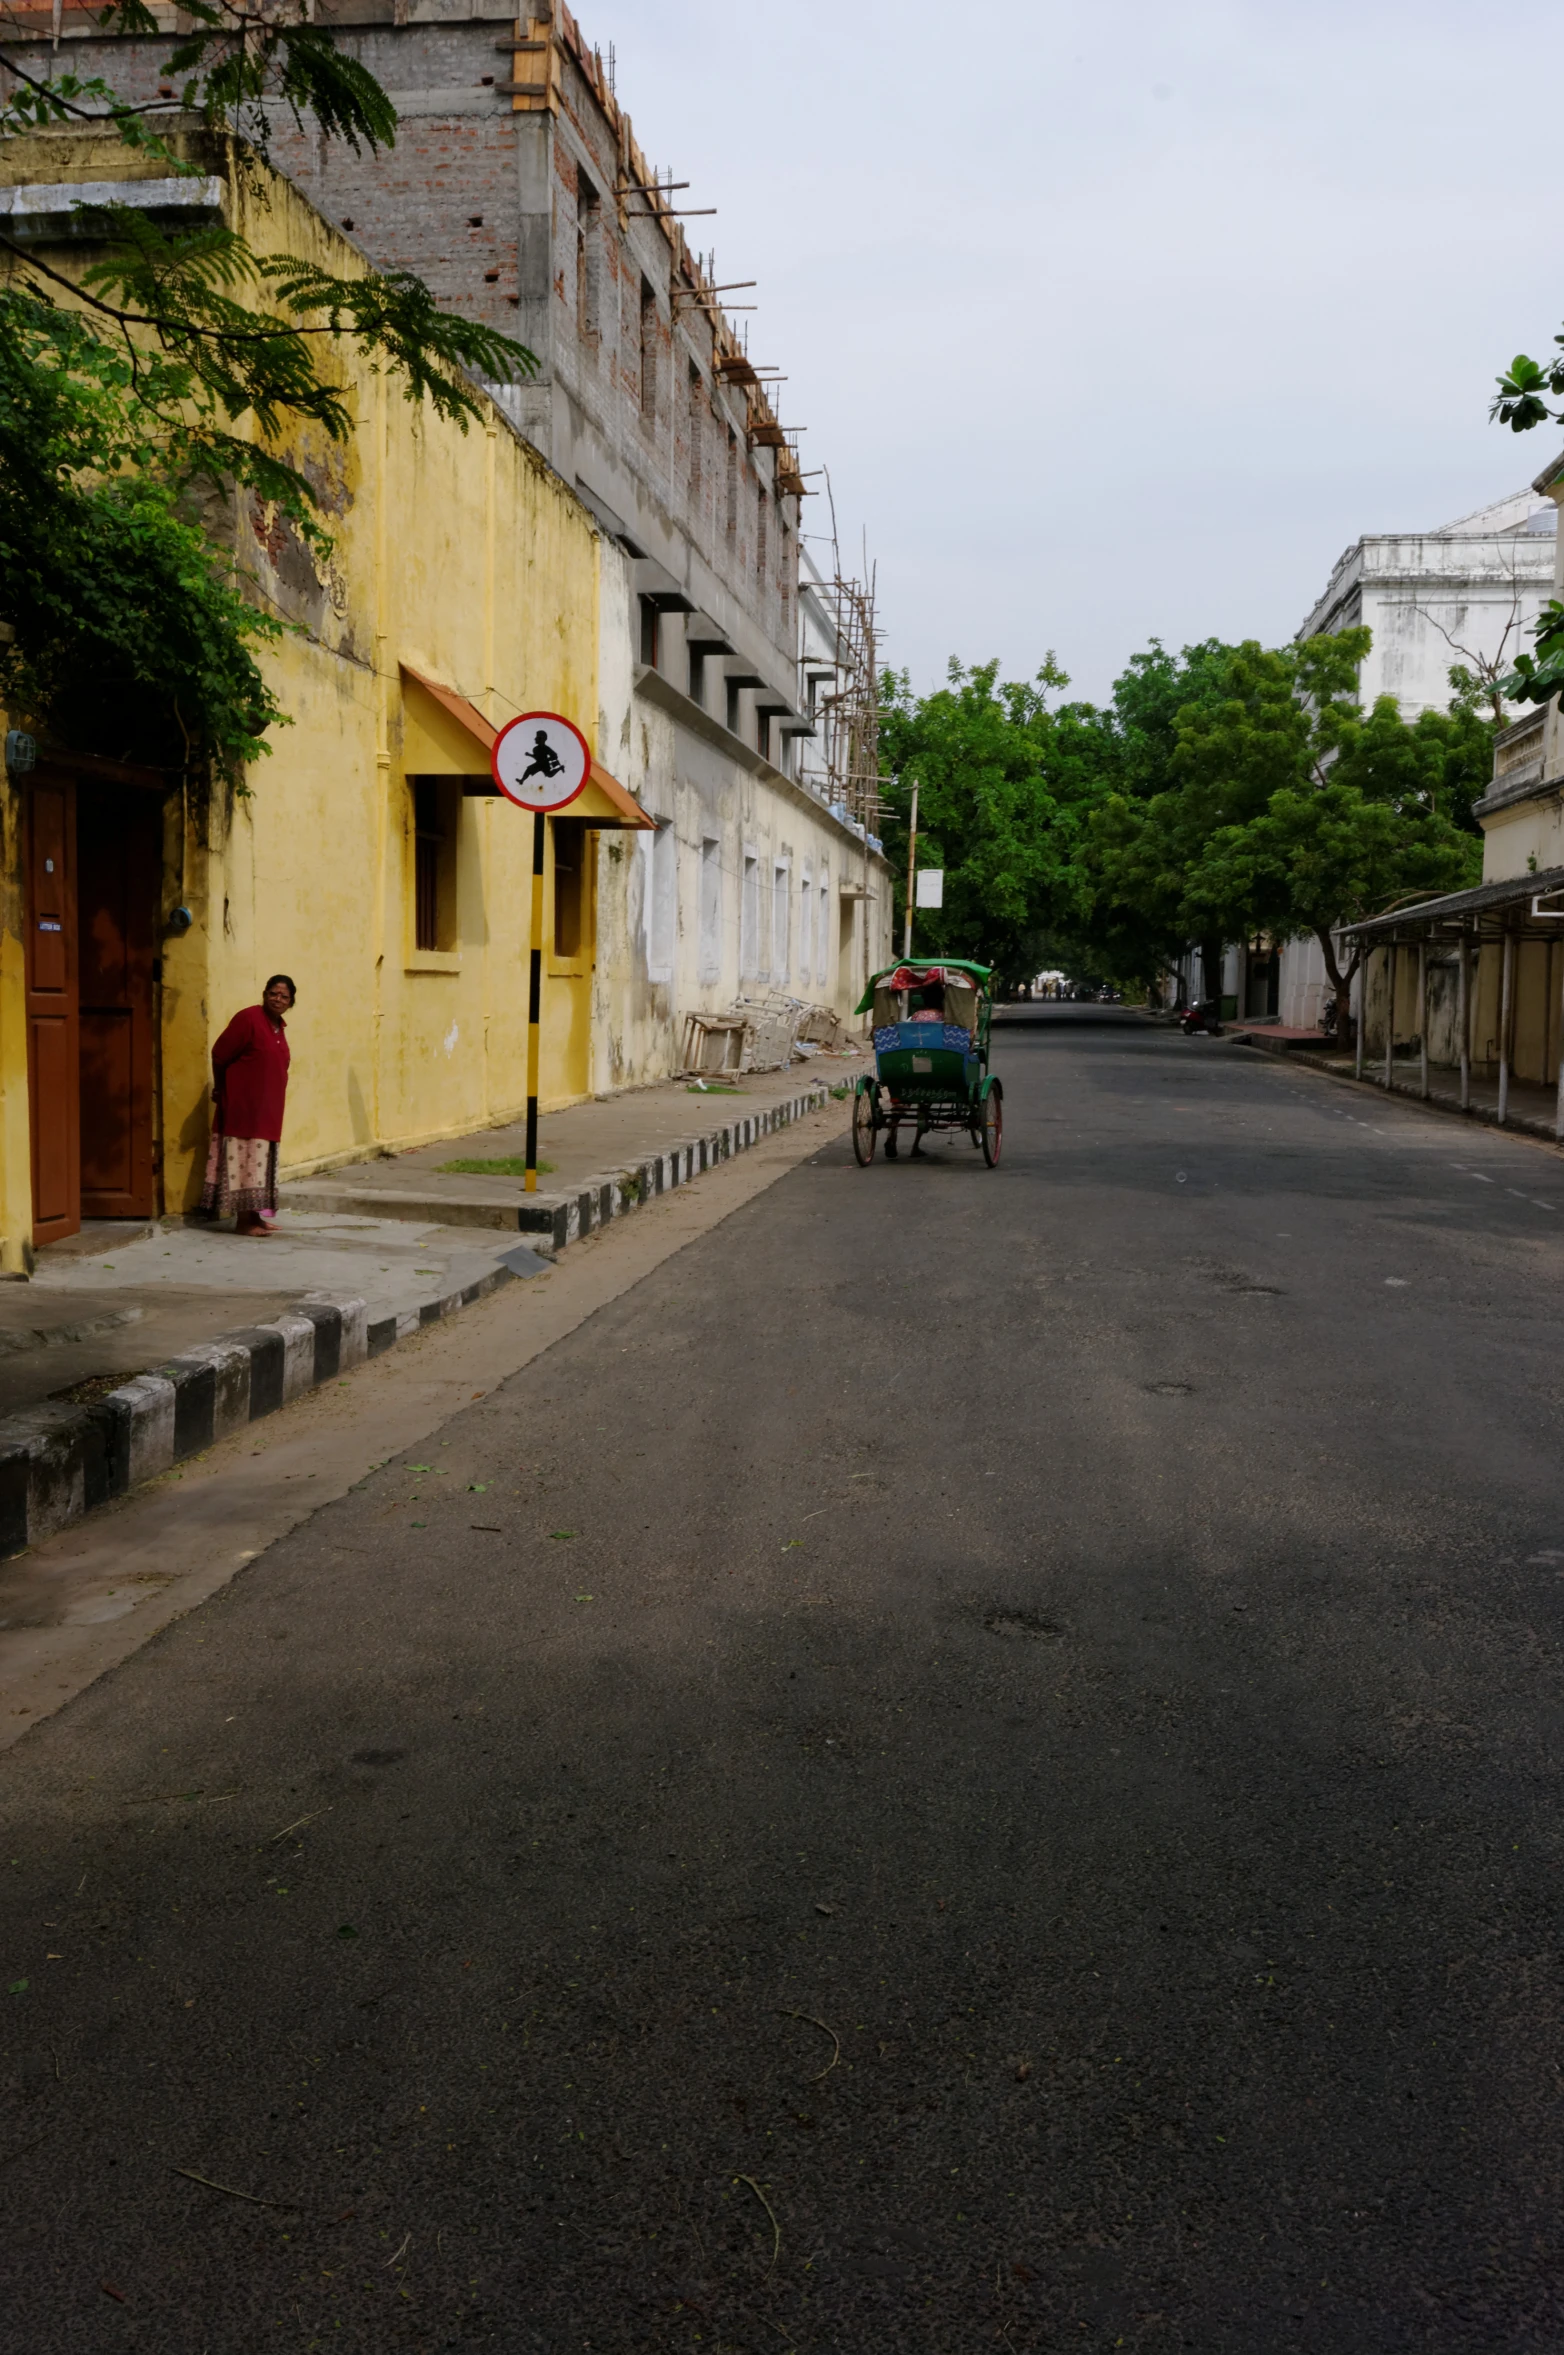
491, 711, 591, 812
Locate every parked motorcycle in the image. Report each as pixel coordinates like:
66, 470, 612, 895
1179, 1000, 1225, 1037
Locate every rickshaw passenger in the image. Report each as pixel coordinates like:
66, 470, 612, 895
908, 983, 945, 1024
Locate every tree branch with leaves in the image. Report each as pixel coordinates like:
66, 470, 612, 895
0, 0, 537, 777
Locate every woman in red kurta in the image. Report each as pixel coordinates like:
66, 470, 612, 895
199, 975, 295, 1235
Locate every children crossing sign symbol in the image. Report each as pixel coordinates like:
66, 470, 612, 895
491, 711, 591, 811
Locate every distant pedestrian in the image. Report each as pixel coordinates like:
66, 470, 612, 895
199, 975, 295, 1237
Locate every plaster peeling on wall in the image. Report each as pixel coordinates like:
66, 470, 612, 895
442, 1021, 460, 1057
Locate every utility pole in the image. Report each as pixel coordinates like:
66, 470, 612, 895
902, 777, 918, 960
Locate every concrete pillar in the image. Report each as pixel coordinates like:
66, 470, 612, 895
1498, 931, 1514, 1127
1354, 952, 1365, 1079
1418, 940, 1429, 1099
1555, 938, 1564, 1141
1383, 943, 1397, 1089
1458, 932, 1471, 1112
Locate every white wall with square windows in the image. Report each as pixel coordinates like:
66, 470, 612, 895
697, 836, 722, 984
643, 817, 677, 985
588, 541, 894, 1092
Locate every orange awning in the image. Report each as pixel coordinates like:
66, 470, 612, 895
398, 664, 652, 829
400, 662, 497, 770
583, 760, 655, 831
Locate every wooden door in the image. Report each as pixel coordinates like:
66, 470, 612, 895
25, 780, 80, 1246
77, 785, 159, 1218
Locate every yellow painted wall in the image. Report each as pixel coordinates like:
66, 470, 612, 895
0, 128, 605, 1247
199, 160, 604, 1206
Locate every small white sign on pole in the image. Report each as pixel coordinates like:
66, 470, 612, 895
915, 868, 945, 909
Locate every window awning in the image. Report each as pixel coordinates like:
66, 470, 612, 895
399, 665, 653, 830
1342, 864, 1564, 942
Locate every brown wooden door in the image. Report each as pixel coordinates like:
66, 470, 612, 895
77, 785, 159, 1219
25, 780, 80, 1246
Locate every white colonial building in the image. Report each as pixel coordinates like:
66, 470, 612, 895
1171, 488, 1559, 1028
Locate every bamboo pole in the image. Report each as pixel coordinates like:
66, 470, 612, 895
902, 778, 918, 960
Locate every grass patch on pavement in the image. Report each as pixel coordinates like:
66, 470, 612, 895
435, 1155, 555, 1177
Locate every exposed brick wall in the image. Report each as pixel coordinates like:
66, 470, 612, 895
5, 7, 801, 681
276, 20, 797, 677
272, 111, 532, 334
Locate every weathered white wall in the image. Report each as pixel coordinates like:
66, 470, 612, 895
1277, 935, 1331, 1028
1300, 490, 1556, 718
1240, 490, 1559, 1037
590, 541, 889, 1096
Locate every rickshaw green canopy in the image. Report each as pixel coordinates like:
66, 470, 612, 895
853, 959, 994, 1016
850, 957, 1004, 1168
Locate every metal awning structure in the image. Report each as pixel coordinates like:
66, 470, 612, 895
1343, 863, 1564, 1135
1343, 865, 1564, 943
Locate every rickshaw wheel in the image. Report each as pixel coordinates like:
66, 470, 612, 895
851, 1083, 878, 1166
980, 1084, 1003, 1167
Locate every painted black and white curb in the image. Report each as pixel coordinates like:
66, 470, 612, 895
0, 1080, 838, 1560
514, 1082, 834, 1250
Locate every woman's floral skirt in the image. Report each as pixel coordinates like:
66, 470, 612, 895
199, 1134, 279, 1219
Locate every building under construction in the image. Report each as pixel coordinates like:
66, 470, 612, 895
14, 0, 893, 1090
263, 0, 896, 1071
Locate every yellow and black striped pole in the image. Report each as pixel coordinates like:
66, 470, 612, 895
491, 709, 589, 1188
524, 809, 544, 1191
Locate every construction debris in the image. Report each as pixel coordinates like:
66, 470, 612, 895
677, 996, 856, 1078
679, 1013, 747, 1076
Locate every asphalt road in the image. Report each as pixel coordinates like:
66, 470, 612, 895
5, 1014, 1564, 2353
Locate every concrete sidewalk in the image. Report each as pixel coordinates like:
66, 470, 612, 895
1237, 1032, 1564, 1144
280, 1052, 862, 1243
0, 1056, 858, 1561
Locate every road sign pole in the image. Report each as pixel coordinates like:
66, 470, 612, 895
489, 709, 592, 1196
902, 777, 918, 960
525, 809, 544, 1191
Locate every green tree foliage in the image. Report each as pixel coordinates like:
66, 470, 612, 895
1496, 595, 1564, 710
1489, 342, 1564, 705
1179, 645, 1487, 1036
1072, 637, 1240, 992
877, 656, 1112, 989
0, 0, 536, 777
876, 626, 1490, 1013
0, 298, 284, 776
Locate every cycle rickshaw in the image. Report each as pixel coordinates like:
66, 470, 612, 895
850, 959, 1002, 1166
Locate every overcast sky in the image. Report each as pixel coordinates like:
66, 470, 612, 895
578, 0, 1558, 706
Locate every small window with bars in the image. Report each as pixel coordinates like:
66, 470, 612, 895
552, 818, 590, 963
412, 779, 457, 953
